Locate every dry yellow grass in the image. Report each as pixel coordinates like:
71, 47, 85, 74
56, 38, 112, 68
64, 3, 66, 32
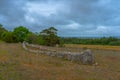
65, 44, 120, 51
0, 43, 120, 80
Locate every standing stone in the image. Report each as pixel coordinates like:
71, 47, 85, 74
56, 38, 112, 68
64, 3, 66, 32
80, 49, 95, 65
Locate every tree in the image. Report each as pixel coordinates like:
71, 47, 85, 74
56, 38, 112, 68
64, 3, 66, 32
40, 27, 60, 46
0, 24, 7, 39
13, 26, 29, 42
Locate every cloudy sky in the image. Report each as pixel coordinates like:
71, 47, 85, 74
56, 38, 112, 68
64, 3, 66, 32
0, 0, 120, 37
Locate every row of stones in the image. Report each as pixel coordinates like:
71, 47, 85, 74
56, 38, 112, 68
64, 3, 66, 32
22, 42, 95, 65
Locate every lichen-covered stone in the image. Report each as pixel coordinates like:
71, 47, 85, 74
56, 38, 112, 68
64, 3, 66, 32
71, 53, 80, 62
80, 49, 95, 65
22, 42, 95, 65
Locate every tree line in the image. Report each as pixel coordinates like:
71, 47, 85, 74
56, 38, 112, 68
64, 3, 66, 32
0, 24, 61, 46
62, 37, 120, 46
1, 23, 120, 46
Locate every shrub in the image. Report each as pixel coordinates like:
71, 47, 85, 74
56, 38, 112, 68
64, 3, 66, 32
1, 32, 15, 43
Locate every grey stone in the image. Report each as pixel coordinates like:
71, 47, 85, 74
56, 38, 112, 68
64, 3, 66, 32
22, 42, 95, 65
80, 49, 95, 65
46, 52, 52, 56
49, 52, 57, 57
67, 53, 72, 60
56, 53, 65, 58
71, 53, 80, 62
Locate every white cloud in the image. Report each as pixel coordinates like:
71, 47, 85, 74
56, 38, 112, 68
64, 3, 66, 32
26, 2, 64, 17
1, 0, 120, 37
96, 26, 109, 33
84, 25, 120, 37
64, 22, 81, 30
25, 15, 35, 23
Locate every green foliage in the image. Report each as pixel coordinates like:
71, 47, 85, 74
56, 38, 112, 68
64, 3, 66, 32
25, 33, 46, 45
58, 38, 65, 47
62, 37, 120, 46
1, 31, 15, 43
0, 25, 61, 46
36, 35, 46, 45
40, 27, 60, 46
13, 26, 29, 42
109, 41, 120, 46
25, 32, 37, 44
1, 23, 120, 46
0, 24, 7, 39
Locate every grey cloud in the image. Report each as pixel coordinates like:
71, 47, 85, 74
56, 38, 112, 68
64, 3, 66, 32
0, 0, 28, 30
0, 0, 120, 37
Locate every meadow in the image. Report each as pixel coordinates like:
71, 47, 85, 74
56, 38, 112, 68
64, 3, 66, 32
0, 41, 120, 80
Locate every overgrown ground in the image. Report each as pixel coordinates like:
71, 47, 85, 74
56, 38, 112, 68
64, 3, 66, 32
0, 41, 120, 80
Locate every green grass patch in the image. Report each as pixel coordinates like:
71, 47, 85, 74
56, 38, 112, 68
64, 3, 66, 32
0, 40, 5, 43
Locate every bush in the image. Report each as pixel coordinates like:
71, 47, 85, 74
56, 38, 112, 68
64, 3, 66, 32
25, 33, 37, 44
13, 26, 29, 42
25, 33, 46, 45
1, 32, 15, 43
0, 24, 7, 40
35, 35, 46, 45
109, 41, 120, 46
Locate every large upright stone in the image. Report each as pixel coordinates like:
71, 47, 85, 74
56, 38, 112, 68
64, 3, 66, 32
80, 49, 95, 65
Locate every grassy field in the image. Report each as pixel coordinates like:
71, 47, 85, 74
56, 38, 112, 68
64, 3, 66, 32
0, 42, 120, 80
